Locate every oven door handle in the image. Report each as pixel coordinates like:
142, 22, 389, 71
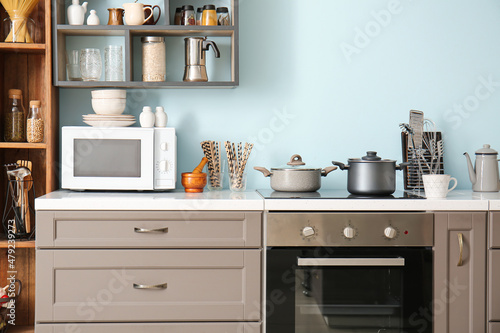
297, 258, 405, 267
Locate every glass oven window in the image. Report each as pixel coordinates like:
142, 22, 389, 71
74, 139, 141, 177
296, 266, 403, 333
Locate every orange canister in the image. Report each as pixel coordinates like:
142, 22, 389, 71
201, 4, 217, 26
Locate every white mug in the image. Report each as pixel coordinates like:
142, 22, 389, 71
123, 3, 153, 25
422, 174, 458, 199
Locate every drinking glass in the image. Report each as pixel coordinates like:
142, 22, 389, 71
105, 45, 123, 81
80, 48, 102, 81
66, 49, 81, 81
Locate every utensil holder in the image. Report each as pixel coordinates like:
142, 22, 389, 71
2, 179, 35, 240
401, 132, 444, 190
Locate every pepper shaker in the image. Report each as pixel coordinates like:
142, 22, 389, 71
154, 106, 167, 127
140, 106, 155, 127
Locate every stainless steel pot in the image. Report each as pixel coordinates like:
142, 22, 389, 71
332, 151, 409, 196
255, 154, 337, 192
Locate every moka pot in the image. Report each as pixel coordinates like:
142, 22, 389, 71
183, 37, 220, 82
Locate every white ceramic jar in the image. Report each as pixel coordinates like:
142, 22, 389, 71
140, 106, 155, 127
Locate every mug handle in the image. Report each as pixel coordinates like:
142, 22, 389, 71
447, 177, 458, 193
152, 5, 161, 25
143, 7, 154, 24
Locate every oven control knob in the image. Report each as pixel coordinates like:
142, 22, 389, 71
160, 142, 168, 151
302, 226, 315, 238
384, 226, 397, 239
343, 226, 355, 239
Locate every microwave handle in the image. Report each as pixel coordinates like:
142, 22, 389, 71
297, 258, 405, 267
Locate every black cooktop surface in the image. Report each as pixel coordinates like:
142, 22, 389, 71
256, 189, 425, 199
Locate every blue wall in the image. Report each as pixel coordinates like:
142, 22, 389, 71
60, 0, 500, 190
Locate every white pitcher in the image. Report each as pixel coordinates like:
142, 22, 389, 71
123, 3, 153, 25
67, 0, 88, 25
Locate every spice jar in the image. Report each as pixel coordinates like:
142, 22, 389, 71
27, 100, 44, 143
196, 7, 203, 25
201, 5, 217, 26
141, 36, 166, 82
174, 7, 182, 25
181, 5, 195, 26
4, 89, 26, 142
216, 7, 230, 26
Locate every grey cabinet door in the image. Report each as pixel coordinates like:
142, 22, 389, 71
36, 249, 261, 322
434, 212, 487, 333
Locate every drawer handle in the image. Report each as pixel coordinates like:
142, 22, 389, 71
457, 233, 464, 267
133, 283, 168, 290
134, 227, 168, 234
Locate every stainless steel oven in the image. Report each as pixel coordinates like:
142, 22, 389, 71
266, 212, 434, 333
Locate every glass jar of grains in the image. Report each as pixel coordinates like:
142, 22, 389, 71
27, 100, 44, 143
4, 89, 26, 142
141, 36, 166, 82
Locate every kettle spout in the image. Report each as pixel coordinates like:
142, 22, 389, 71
464, 152, 477, 185
82, 2, 88, 13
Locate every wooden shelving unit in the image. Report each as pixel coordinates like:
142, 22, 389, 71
0, 0, 57, 330
53, 0, 239, 88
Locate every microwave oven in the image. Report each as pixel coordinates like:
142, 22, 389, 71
61, 126, 176, 191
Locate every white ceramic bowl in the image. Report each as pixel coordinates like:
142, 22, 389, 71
91, 98, 126, 115
91, 89, 126, 99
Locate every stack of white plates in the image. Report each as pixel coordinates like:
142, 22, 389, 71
82, 114, 136, 127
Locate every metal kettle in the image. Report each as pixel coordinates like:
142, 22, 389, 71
183, 37, 220, 82
464, 144, 500, 192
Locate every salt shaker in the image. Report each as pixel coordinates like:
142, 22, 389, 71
155, 106, 168, 127
87, 9, 100, 25
140, 106, 155, 127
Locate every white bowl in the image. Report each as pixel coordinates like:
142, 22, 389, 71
91, 89, 126, 99
91, 98, 126, 115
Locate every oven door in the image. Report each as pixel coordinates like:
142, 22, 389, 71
266, 247, 432, 333
61, 127, 154, 190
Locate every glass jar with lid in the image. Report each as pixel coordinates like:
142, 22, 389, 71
141, 36, 166, 82
181, 5, 195, 25
201, 5, 217, 26
216, 7, 230, 26
4, 89, 26, 142
27, 100, 44, 143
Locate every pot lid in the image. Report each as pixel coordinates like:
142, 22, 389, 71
476, 144, 498, 155
348, 151, 396, 163
271, 154, 321, 171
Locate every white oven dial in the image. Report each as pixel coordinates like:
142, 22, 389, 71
160, 142, 169, 151
343, 226, 355, 239
384, 226, 397, 239
302, 226, 316, 238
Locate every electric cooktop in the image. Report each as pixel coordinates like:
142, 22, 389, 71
256, 189, 425, 199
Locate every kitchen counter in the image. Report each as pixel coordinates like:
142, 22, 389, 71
34, 189, 264, 211
34, 189, 500, 211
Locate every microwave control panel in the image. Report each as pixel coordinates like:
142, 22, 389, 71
154, 128, 177, 189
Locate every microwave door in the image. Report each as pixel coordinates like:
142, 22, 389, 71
62, 127, 154, 190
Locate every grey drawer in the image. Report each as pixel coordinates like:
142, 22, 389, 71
36, 211, 261, 248
36, 249, 261, 322
489, 212, 500, 248
35, 322, 261, 333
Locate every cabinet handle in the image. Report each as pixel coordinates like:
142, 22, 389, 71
457, 233, 464, 266
134, 227, 168, 234
133, 283, 168, 290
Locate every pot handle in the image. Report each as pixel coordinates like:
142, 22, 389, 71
396, 162, 411, 170
332, 161, 349, 170
254, 166, 272, 177
321, 166, 337, 177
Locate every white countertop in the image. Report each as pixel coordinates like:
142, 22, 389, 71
35, 189, 264, 211
35, 189, 500, 212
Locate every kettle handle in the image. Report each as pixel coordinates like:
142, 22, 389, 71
203, 39, 220, 58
